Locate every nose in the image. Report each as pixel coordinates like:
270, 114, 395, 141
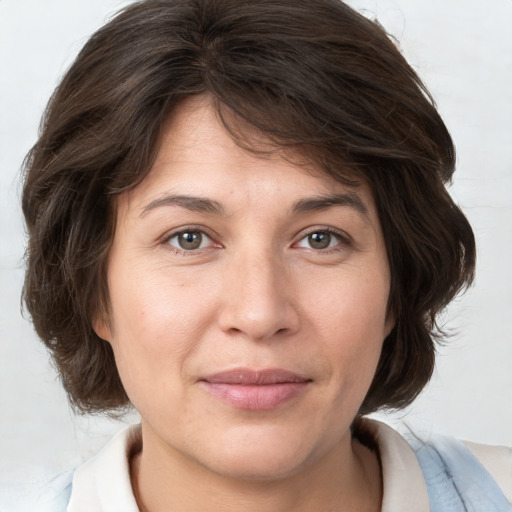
217, 251, 301, 341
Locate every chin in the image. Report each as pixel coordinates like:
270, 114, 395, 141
195, 428, 321, 482
210, 452, 308, 482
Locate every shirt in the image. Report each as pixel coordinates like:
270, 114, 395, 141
6, 419, 512, 511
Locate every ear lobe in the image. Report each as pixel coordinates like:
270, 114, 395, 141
92, 314, 112, 343
384, 313, 396, 338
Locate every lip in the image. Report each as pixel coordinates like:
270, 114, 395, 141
200, 368, 311, 410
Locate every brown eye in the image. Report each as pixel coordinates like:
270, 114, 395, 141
295, 230, 343, 251
168, 230, 209, 251
308, 232, 332, 249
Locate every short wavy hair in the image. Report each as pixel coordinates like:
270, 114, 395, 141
22, 0, 475, 415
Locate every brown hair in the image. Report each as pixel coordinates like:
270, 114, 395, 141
22, 0, 475, 415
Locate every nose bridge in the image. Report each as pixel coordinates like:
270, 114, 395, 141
240, 248, 280, 307
218, 245, 299, 340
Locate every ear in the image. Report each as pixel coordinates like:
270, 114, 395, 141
384, 311, 396, 338
92, 312, 113, 343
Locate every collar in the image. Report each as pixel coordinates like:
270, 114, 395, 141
374, 420, 430, 512
68, 424, 140, 512
68, 420, 429, 512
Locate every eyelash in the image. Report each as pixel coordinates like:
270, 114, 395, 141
161, 226, 351, 255
161, 226, 220, 255
293, 227, 351, 253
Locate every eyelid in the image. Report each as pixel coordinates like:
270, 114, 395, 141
292, 226, 352, 250
161, 225, 222, 253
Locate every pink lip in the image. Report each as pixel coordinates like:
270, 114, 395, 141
200, 369, 311, 410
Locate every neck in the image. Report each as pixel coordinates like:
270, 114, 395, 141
130, 425, 382, 512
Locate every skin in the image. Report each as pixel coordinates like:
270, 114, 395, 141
95, 94, 393, 512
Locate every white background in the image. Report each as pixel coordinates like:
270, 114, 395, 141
1, 0, 511, 485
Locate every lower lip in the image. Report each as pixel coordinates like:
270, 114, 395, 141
202, 382, 309, 410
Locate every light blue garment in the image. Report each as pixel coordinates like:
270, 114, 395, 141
34, 470, 73, 512
410, 434, 512, 512
0, 470, 72, 512
3, 432, 510, 511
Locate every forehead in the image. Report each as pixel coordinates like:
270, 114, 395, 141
121, 95, 378, 222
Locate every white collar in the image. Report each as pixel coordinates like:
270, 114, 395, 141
375, 420, 430, 512
68, 420, 429, 512
68, 424, 140, 512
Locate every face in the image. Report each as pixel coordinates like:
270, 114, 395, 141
96, 95, 393, 481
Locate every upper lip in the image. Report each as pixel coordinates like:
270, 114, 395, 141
201, 368, 310, 385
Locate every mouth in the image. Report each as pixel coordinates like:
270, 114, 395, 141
200, 368, 311, 410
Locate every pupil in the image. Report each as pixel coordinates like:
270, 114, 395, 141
309, 232, 330, 249
179, 231, 202, 250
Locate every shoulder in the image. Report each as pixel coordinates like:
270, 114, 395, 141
366, 419, 512, 512
0, 469, 73, 512
464, 440, 512, 504
36, 470, 74, 512
402, 424, 512, 511
0, 425, 141, 512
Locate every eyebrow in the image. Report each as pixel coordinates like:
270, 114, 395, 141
292, 192, 369, 218
140, 191, 369, 220
140, 195, 225, 217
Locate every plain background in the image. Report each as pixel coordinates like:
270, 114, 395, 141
1, 0, 511, 486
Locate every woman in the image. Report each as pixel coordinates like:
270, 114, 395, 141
19, 0, 511, 510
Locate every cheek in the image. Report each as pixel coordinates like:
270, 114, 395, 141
109, 260, 210, 341
301, 266, 389, 385
304, 264, 390, 338
105, 266, 215, 402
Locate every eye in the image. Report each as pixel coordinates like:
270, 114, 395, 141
167, 230, 213, 251
295, 230, 345, 250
